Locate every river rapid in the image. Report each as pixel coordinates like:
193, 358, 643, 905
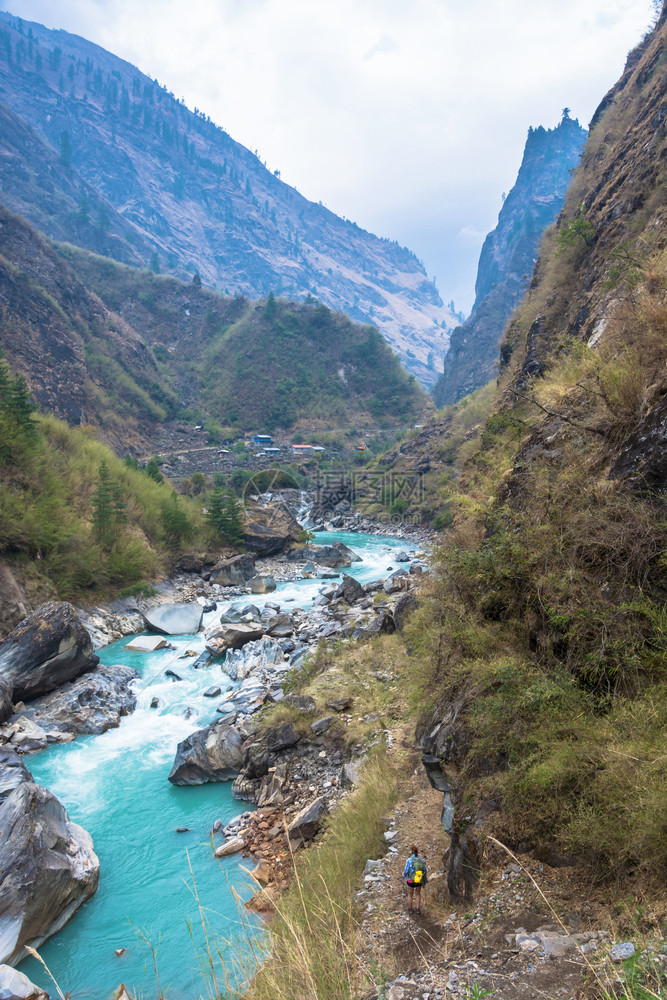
20, 531, 412, 1000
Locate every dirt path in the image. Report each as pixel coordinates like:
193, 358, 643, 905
352, 724, 655, 1000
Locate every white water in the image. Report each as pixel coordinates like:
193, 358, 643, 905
20, 530, 414, 999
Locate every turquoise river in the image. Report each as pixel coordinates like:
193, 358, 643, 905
20, 531, 411, 1000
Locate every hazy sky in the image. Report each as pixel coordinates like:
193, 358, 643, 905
6, 0, 658, 313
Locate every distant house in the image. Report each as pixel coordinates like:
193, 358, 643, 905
356, 444, 366, 451
292, 444, 313, 453
217, 449, 230, 455
311, 445, 326, 452
254, 434, 273, 446
263, 447, 280, 455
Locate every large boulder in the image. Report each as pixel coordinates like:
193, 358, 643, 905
205, 622, 265, 656
0, 782, 99, 966
210, 553, 256, 586
333, 574, 365, 605
0, 966, 48, 1000
243, 499, 302, 556
0, 748, 33, 804
265, 722, 300, 753
0, 603, 97, 702
168, 721, 243, 785
249, 576, 276, 594
142, 603, 203, 635
9, 664, 139, 740
393, 591, 418, 631
288, 797, 328, 845
285, 544, 358, 568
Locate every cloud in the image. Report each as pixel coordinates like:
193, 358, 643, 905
7, 0, 657, 309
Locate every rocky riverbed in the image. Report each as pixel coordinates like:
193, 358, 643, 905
0, 515, 431, 997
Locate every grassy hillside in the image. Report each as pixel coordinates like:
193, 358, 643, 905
57, 244, 431, 432
0, 352, 208, 629
382, 8, 667, 887
0, 204, 179, 450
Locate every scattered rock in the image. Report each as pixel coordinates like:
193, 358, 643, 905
311, 716, 334, 736
214, 836, 245, 858
327, 697, 353, 712
610, 941, 635, 963
283, 694, 316, 713
7, 664, 139, 740
205, 622, 265, 655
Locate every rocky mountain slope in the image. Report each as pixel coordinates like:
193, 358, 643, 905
0, 11, 455, 386
0, 206, 430, 445
378, 2, 667, 897
432, 113, 587, 406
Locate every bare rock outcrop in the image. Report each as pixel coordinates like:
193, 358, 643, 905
0, 603, 97, 702
168, 720, 244, 785
0, 782, 99, 966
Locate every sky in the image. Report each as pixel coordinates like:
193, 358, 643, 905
6, 0, 659, 314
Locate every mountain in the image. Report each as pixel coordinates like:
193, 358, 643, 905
382, 5, 667, 891
0, 205, 430, 446
432, 114, 587, 406
0, 11, 455, 386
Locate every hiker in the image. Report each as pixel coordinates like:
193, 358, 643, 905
402, 845, 427, 913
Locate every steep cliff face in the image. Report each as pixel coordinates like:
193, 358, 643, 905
432, 115, 587, 406
0, 12, 455, 386
373, 10, 667, 896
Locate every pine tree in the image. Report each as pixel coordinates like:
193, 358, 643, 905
161, 491, 192, 550
91, 463, 114, 547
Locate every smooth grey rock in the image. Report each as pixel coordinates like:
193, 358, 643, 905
311, 716, 334, 736
143, 603, 203, 636
214, 836, 245, 857
0, 602, 97, 702
168, 721, 243, 785
0, 748, 33, 804
125, 635, 167, 652
203, 686, 222, 698
10, 664, 138, 740
288, 796, 328, 844
0, 783, 99, 965
0, 965, 48, 1000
